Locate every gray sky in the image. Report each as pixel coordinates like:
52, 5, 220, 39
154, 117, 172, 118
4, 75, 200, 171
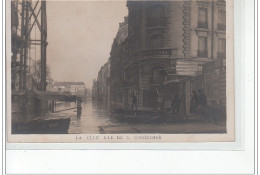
46, 1, 128, 88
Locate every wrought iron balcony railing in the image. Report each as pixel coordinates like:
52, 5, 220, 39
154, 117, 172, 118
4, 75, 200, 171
142, 48, 175, 57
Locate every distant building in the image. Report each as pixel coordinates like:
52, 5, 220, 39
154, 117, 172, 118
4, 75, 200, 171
92, 58, 111, 109
47, 81, 86, 97
92, 79, 98, 99
110, 17, 128, 109
70, 82, 86, 96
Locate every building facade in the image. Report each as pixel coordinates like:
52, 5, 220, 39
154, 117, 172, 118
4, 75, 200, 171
92, 58, 111, 109
96, 0, 226, 114
109, 17, 129, 110
47, 82, 86, 97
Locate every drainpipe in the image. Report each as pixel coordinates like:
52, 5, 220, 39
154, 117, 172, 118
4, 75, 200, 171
211, 0, 215, 60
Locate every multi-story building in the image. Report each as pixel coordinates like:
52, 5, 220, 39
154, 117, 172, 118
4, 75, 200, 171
92, 58, 111, 109
110, 17, 129, 110
108, 0, 226, 114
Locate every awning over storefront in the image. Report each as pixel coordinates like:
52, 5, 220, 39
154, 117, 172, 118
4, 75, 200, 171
163, 73, 202, 86
176, 57, 215, 76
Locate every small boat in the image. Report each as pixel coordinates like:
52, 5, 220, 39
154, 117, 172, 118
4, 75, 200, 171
12, 117, 71, 134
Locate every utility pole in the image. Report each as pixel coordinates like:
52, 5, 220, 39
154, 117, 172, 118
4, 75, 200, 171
40, 1, 47, 91
23, 1, 29, 90
19, 1, 25, 90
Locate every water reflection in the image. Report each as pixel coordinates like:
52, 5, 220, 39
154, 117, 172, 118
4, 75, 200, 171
49, 98, 116, 134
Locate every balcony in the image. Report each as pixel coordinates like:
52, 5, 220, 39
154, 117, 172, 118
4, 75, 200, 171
217, 23, 226, 31
197, 50, 208, 58
142, 48, 176, 58
197, 22, 208, 29
146, 18, 166, 28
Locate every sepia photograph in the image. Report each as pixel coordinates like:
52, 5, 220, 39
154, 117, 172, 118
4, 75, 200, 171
5, 0, 257, 174
7, 0, 234, 142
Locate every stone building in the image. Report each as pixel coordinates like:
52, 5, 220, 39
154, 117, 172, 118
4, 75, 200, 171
92, 79, 98, 100
110, 17, 129, 110
47, 82, 86, 97
108, 0, 226, 114
92, 58, 111, 109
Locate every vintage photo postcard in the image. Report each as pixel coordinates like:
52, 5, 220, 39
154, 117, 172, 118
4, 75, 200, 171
6, 0, 235, 143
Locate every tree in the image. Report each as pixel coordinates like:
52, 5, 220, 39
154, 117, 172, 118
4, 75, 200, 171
30, 59, 51, 90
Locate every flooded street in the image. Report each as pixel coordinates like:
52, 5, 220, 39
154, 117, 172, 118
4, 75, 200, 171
48, 98, 226, 134
53, 98, 119, 134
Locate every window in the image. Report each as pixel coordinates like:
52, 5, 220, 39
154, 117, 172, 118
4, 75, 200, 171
150, 35, 163, 49
147, 5, 164, 27
218, 38, 226, 59
218, 10, 226, 30
198, 37, 207, 57
198, 8, 208, 28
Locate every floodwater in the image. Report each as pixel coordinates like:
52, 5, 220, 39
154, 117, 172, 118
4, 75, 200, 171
43, 98, 226, 134
52, 98, 119, 134
46, 97, 227, 134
